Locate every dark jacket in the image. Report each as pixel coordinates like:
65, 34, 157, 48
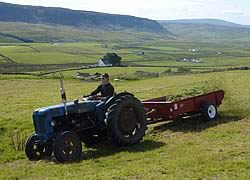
91, 83, 114, 98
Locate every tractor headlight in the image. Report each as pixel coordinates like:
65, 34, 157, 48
50, 120, 56, 127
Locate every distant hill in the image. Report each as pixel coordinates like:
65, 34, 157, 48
0, 22, 173, 43
158, 19, 245, 27
159, 19, 250, 42
0, 2, 165, 32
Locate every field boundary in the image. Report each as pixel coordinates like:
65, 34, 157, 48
1, 66, 250, 78
0, 53, 16, 64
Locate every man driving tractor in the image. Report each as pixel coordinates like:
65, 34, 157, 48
86, 73, 114, 99
84, 73, 114, 126
84, 73, 114, 101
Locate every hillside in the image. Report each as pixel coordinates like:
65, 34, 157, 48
0, 2, 165, 32
158, 19, 244, 27
159, 19, 250, 42
0, 22, 172, 43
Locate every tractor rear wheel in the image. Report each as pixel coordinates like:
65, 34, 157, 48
106, 95, 147, 146
201, 102, 218, 121
54, 131, 82, 162
25, 134, 53, 161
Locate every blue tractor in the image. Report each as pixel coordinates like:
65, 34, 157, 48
25, 79, 147, 162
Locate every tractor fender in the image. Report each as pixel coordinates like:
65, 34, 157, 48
105, 92, 134, 109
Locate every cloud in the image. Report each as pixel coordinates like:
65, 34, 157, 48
223, 10, 248, 17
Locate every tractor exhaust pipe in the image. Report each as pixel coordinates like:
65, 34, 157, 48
59, 74, 68, 116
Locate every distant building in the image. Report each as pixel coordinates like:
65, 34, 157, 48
137, 50, 145, 55
176, 58, 202, 63
102, 43, 108, 48
77, 72, 90, 77
87, 64, 98, 68
98, 59, 113, 67
191, 59, 202, 63
135, 71, 159, 78
189, 48, 199, 52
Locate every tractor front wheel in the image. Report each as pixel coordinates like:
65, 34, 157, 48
25, 134, 53, 161
54, 131, 82, 163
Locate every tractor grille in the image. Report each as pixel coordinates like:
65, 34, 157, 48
34, 115, 46, 134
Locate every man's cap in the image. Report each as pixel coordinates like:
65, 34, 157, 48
101, 73, 109, 79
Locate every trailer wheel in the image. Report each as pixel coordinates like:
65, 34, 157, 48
201, 102, 218, 121
106, 95, 147, 146
54, 131, 82, 162
25, 134, 52, 161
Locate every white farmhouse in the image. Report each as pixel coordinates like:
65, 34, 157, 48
98, 59, 113, 67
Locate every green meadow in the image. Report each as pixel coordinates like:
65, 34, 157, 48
1, 40, 250, 76
0, 70, 250, 179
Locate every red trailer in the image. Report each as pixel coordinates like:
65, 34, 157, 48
143, 90, 224, 124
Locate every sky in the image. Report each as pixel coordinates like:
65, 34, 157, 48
1, 0, 250, 25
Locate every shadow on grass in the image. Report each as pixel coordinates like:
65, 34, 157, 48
152, 114, 242, 133
82, 139, 165, 161
42, 139, 165, 164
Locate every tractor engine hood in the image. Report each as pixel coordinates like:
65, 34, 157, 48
32, 100, 100, 141
33, 100, 100, 117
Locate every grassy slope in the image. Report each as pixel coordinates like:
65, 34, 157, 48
0, 71, 249, 179
158, 19, 243, 27
163, 23, 250, 42
0, 22, 171, 43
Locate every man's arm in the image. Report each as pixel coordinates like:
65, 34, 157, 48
91, 85, 101, 96
83, 85, 101, 98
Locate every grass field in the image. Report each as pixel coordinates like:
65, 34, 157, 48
1, 40, 250, 76
0, 70, 250, 179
